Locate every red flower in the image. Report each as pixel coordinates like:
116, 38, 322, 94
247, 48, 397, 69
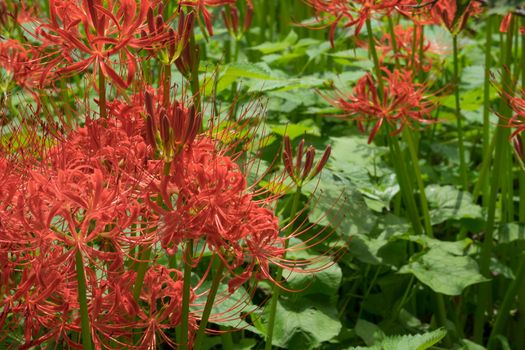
325, 68, 435, 143
398, 0, 483, 33
306, 0, 403, 46
508, 91, 525, 139
35, 0, 169, 88
180, 0, 236, 36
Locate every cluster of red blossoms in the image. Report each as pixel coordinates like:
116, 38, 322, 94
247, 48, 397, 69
0, 1, 333, 349
307, 0, 485, 143
307, 0, 483, 45
325, 68, 435, 143
0, 88, 330, 348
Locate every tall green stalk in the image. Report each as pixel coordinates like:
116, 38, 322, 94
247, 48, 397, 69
194, 261, 225, 350
179, 240, 194, 350
76, 250, 93, 350
474, 15, 515, 343
519, 17, 525, 223
265, 188, 301, 350
482, 15, 494, 208
453, 35, 469, 189
488, 253, 525, 349
403, 129, 433, 237
189, 33, 201, 113
369, 17, 449, 344
98, 66, 107, 119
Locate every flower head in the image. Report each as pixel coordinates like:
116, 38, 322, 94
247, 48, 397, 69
325, 68, 435, 143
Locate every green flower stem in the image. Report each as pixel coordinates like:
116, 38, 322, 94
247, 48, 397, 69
133, 162, 171, 301
482, 15, 494, 208
403, 129, 433, 237
488, 253, 525, 349
265, 188, 301, 350
189, 32, 201, 113
388, 135, 423, 236
194, 260, 225, 350
179, 240, 194, 350
76, 249, 93, 350
453, 35, 469, 190
132, 246, 152, 301
162, 63, 171, 107
365, 19, 385, 97
517, 28, 525, 343
98, 64, 107, 119
280, 0, 290, 38
386, 16, 400, 69
474, 15, 515, 343
220, 328, 234, 350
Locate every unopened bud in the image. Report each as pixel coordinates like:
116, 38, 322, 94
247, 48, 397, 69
145, 91, 155, 118
310, 145, 331, 180
156, 15, 164, 34
243, 5, 253, 33
160, 109, 171, 149
147, 7, 155, 33
295, 139, 305, 174
146, 114, 157, 149
302, 146, 315, 181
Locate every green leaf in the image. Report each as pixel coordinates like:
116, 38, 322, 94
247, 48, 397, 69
399, 247, 488, 295
460, 339, 487, 350
354, 319, 385, 346
270, 299, 342, 349
425, 185, 483, 225
348, 328, 447, 350
285, 261, 342, 297
497, 223, 525, 244
304, 169, 377, 238
192, 283, 260, 334
250, 31, 298, 54
270, 119, 321, 139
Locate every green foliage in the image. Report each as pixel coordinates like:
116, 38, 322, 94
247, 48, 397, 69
348, 327, 447, 350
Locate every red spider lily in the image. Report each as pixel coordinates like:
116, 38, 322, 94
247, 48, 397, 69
141, 9, 195, 67
399, 0, 483, 33
508, 91, 525, 140
222, 1, 254, 38
306, 0, 403, 46
180, 0, 236, 36
325, 68, 436, 143
0, 40, 45, 92
134, 265, 197, 349
35, 0, 170, 88
2, 86, 339, 348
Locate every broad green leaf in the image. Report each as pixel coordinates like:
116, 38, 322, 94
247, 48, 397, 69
192, 283, 260, 334
216, 62, 283, 93
251, 31, 298, 54
271, 299, 341, 349
355, 319, 385, 346
460, 65, 485, 90
425, 185, 483, 225
304, 169, 377, 238
329, 136, 389, 176
399, 248, 488, 295
270, 119, 321, 139
440, 87, 496, 111
461, 339, 487, 350
348, 328, 447, 350
497, 223, 525, 243
285, 261, 342, 297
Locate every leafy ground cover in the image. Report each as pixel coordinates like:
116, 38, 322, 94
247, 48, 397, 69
2, 0, 525, 349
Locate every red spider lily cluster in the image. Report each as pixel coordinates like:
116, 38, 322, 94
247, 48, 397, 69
0, 0, 335, 349
0, 92, 332, 348
325, 68, 435, 143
